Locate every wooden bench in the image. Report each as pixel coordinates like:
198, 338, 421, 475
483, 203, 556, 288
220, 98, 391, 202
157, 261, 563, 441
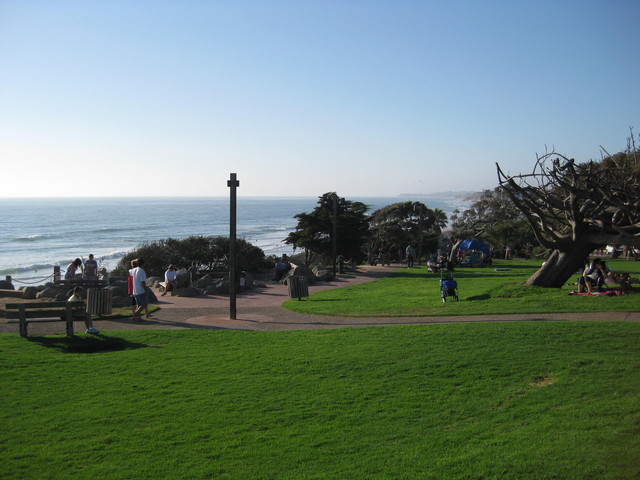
6, 301, 87, 337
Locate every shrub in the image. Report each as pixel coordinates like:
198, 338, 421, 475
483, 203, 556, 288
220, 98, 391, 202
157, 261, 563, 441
112, 236, 272, 277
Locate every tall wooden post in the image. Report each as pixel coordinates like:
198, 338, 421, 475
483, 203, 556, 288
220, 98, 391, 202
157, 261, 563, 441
332, 194, 338, 280
228, 173, 239, 320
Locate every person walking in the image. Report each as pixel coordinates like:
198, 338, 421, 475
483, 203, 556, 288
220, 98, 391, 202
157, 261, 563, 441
130, 258, 152, 320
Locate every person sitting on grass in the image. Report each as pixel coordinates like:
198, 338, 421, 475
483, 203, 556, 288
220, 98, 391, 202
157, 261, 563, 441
68, 286, 99, 334
577, 258, 606, 293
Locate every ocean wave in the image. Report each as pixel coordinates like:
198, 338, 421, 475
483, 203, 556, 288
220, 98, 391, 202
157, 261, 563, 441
91, 227, 131, 234
0, 250, 130, 277
14, 234, 56, 242
0, 263, 64, 275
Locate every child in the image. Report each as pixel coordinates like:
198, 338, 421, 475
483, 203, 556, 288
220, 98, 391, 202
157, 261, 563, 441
68, 286, 100, 334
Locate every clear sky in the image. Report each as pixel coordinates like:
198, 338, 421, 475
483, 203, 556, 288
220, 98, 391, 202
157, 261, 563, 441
1, 0, 638, 198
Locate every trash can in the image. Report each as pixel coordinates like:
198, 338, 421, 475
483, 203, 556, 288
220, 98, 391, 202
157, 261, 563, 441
87, 288, 113, 315
287, 275, 309, 300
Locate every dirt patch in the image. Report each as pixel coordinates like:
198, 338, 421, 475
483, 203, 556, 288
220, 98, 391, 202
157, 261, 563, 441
530, 376, 556, 387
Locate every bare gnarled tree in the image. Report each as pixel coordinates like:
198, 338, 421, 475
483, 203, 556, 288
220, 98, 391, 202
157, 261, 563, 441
497, 139, 640, 287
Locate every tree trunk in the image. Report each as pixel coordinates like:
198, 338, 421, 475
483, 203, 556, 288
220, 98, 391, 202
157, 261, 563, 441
448, 240, 462, 265
525, 244, 595, 287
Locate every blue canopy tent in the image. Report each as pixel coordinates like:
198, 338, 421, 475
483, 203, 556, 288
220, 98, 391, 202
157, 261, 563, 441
458, 239, 491, 256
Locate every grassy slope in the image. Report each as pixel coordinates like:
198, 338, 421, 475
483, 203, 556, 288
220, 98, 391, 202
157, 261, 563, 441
283, 259, 640, 316
1, 324, 640, 480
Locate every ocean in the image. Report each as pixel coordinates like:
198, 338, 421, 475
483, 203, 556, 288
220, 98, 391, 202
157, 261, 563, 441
0, 195, 471, 285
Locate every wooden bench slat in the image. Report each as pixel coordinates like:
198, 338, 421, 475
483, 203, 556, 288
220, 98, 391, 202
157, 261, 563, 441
6, 301, 84, 309
8, 318, 84, 324
7, 309, 87, 319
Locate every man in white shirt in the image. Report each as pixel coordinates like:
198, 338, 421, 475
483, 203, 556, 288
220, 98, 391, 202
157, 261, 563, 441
130, 258, 152, 320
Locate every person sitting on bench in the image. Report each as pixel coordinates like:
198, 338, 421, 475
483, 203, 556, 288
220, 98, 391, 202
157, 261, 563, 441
68, 287, 99, 334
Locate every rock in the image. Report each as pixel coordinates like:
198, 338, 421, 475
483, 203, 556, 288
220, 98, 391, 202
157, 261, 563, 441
172, 287, 202, 298
285, 265, 317, 284
195, 274, 212, 289
145, 287, 158, 303
147, 276, 163, 288
106, 285, 128, 298
37, 285, 70, 300
112, 296, 134, 308
312, 266, 332, 282
176, 269, 191, 288
21, 287, 38, 300
213, 276, 230, 294
203, 285, 218, 295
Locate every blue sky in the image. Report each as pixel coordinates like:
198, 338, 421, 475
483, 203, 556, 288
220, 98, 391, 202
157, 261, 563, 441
1, 0, 638, 197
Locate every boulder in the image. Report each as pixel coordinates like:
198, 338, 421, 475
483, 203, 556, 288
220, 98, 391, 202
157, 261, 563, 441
21, 287, 38, 300
312, 266, 332, 282
145, 287, 158, 303
203, 285, 218, 295
112, 296, 134, 308
172, 287, 202, 298
106, 285, 128, 298
284, 265, 317, 284
195, 274, 212, 289
212, 276, 230, 294
37, 285, 71, 300
147, 276, 163, 288
176, 269, 191, 288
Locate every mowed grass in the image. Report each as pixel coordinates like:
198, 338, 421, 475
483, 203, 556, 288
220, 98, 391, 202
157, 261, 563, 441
283, 259, 640, 316
2, 323, 640, 479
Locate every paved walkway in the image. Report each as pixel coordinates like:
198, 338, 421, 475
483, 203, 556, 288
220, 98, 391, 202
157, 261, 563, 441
2, 264, 639, 335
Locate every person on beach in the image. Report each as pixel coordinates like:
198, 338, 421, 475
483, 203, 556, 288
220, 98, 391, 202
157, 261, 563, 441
130, 258, 153, 320
162, 264, 178, 296
83, 254, 98, 280
65, 258, 83, 280
68, 286, 99, 334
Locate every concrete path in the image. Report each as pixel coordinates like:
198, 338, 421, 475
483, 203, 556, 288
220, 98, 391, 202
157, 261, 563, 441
2, 264, 639, 335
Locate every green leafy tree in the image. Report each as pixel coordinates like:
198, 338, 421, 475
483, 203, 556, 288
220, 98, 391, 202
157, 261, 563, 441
369, 201, 442, 262
284, 192, 370, 267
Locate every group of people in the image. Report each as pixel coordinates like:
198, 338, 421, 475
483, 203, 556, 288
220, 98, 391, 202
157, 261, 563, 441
65, 254, 100, 281
577, 257, 638, 293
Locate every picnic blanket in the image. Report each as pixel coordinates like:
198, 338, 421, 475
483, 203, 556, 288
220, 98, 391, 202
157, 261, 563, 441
568, 290, 626, 296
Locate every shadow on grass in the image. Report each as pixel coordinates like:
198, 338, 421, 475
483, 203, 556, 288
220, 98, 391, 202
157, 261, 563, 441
27, 334, 147, 354
465, 294, 491, 301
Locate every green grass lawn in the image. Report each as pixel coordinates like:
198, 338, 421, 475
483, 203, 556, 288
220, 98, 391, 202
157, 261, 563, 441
1, 323, 640, 479
283, 258, 640, 316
